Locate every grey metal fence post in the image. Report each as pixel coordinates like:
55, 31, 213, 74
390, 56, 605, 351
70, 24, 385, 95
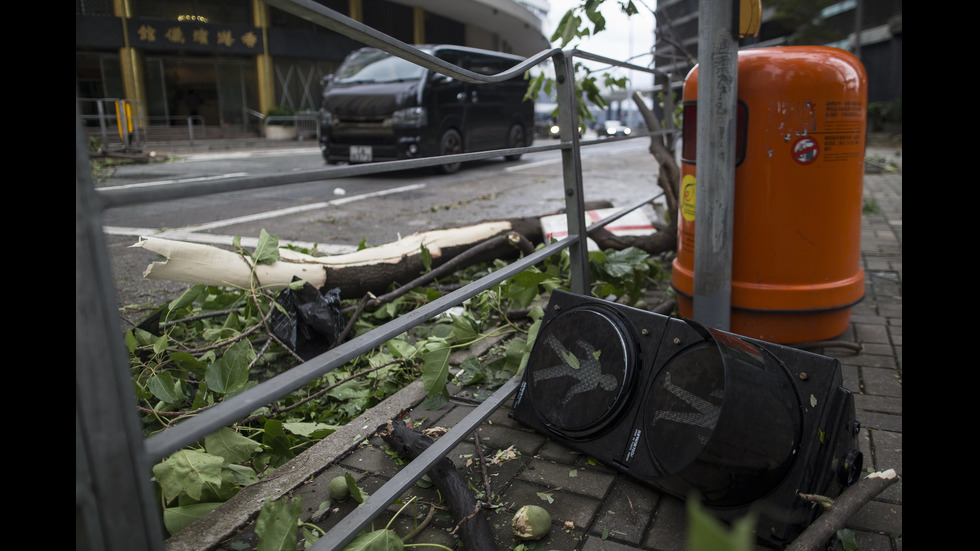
76, 104, 165, 551
692, 3, 739, 330
554, 50, 590, 295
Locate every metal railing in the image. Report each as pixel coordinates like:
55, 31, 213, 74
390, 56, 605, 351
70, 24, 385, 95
75, 1, 677, 550
263, 113, 320, 141
79, 97, 208, 148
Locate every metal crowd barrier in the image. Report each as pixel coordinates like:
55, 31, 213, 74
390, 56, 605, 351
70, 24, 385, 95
75, 1, 676, 549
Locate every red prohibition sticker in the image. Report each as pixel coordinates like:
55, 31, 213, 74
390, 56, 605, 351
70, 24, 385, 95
792, 136, 819, 165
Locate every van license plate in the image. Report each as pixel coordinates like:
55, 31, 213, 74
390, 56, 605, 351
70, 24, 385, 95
350, 146, 372, 163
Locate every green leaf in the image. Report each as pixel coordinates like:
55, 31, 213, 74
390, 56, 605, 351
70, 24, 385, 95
205, 427, 263, 465
162, 502, 222, 536
456, 356, 485, 386
254, 497, 302, 551
168, 284, 205, 312
687, 495, 756, 551
537, 492, 554, 503
205, 340, 254, 396
421, 342, 451, 395
386, 338, 416, 359
225, 463, 260, 486
450, 314, 480, 344
342, 528, 403, 551
419, 387, 450, 410
601, 247, 649, 278
836, 528, 862, 551
169, 350, 208, 378
283, 422, 340, 439
148, 372, 184, 405
262, 420, 296, 463
345, 472, 365, 504
153, 449, 224, 502
251, 229, 281, 265
419, 242, 432, 273
152, 334, 169, 356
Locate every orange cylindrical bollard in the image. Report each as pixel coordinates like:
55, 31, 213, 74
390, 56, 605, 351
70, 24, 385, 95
671, 46, 868, 343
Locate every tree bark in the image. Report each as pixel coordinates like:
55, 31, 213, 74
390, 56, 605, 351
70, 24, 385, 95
788, 469, 900, 551
136, 220, 538, 300
380, 420, 496, 551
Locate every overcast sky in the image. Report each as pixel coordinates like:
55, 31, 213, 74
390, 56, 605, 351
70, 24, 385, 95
542, 0, 657, 86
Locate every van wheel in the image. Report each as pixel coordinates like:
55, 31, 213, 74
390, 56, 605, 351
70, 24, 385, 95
505, 124, 525, 161
436, 129, 462, 174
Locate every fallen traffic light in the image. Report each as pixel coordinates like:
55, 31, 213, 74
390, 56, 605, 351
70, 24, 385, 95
511, 290, 861, 546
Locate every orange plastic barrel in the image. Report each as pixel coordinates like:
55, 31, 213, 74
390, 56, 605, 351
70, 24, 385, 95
671, 47, 868, 343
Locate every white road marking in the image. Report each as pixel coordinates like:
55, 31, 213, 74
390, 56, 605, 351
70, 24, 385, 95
107, 172, 248, 190
104, 182, 426, 254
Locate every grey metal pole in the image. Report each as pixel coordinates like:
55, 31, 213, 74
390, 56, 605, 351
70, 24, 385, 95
76, 101, 165, 551
692, 2, 739, 330
554, 50, 590, 295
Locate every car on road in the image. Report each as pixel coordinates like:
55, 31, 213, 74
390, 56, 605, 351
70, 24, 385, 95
318, 45, 534, 174
601, 120, 631, 138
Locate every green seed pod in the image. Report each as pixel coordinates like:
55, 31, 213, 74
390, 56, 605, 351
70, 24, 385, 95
512, 504, 551, 540
329, 475, 350, 502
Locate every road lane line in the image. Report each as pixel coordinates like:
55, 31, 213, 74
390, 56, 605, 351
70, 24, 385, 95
105, 172, 249, 190
102, 182, 426, 253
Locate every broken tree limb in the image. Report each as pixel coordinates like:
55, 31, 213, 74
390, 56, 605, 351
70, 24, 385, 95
380, 420, 496, 551
586, 91, 683, 257
788, 469, 900, 551
633, 91, 680, 217
136, 220, 533, 300
589, 225, 678, 256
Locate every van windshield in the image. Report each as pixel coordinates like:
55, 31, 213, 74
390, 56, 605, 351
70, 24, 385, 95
334, 48, 427, 84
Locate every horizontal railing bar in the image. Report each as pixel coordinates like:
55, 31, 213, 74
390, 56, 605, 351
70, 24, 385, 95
311, 376, 522, 551
143, 234, 579, 461
569, 48, 668, 77
96, 127, 676, 210
95, 141, 570, 210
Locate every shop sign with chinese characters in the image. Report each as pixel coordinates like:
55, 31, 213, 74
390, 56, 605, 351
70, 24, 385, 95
130, 18, 261, 54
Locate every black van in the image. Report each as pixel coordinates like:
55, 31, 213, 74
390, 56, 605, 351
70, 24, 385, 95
318, 45, 534, 173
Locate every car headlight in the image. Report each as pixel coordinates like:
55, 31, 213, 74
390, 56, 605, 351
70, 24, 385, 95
392, 106, 427, 128
606, 127, 615, 135
319, 109, 334, 128
550, 125, 560, 135
624, 128, 631, 135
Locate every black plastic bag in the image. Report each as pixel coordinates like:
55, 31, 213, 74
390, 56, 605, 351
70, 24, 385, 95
270, 278, 348, 360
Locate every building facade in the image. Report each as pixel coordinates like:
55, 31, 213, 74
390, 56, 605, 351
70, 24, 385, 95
76, 0, 549, 131
653, 0, 902, 114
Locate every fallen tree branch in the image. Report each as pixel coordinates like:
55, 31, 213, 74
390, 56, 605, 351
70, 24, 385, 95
136, 221, 543, 301
350, 231, 533, 312
380, 420, 496, 551
788, 469, 900, 551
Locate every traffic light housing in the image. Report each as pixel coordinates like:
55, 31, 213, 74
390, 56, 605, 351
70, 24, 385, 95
511, 290, 861, 546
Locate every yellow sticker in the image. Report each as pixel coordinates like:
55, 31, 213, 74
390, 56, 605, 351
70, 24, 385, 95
681, 174, 696, 222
